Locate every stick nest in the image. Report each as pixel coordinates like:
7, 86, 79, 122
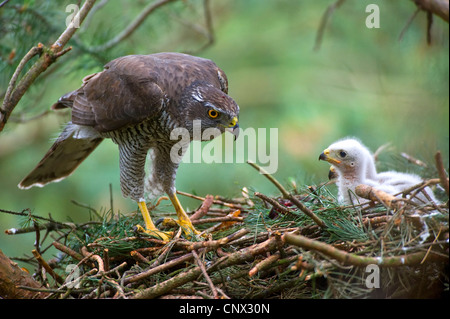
5, 169, 448, 299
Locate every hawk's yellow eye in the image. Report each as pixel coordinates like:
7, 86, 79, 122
208, 109, 219, 118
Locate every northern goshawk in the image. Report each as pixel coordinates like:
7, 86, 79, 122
318, 138, 438, 205
19, 52, 240, 240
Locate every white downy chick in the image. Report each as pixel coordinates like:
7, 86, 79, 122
319, 138, 438, 205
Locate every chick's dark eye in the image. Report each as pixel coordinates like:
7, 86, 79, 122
208, 109, 219, 119
339, 151, 347, 158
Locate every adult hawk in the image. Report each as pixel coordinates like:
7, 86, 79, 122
19, 52, 240, 240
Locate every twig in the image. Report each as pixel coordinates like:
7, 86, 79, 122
283, 232, 447, 267
400, 152, 428, 168
132, 236, 279, 299
248, 253, 280, 277
0, 0, 96, 132
314, 0, 347, 51
32, 249, 64, 284
103, 249, 110, 272
254, 192, 292, 215
177, 190, 243, 209
421, 227, 443, 264
247, 161, 326, 229
130, 250, 151, 264
176, 228, 249, 252
86, 0, 177, 52
192, 250, 218, 298
5, 221, 67, 235
33, 221, 41, 255
426, 10, 434, 45
70, 200, 102, 220
247, 160, 290, 199
8, 109, 51, 124
355, 184, 403, 210
190, 195, 214, 220
399, 8, 421, 41
413, 0, 449, 23
201, 210, 243, 234
399, 178, 441, 197
81, 246, 104, 272
181, 0, 215, 54
52, 241, 84, 261
0, 0, 11, 8
1, 209, 90, 235
192, 216, 244, 225
434, 151, 449, 196
2, 45, 43, 110
123, 252, 194, 285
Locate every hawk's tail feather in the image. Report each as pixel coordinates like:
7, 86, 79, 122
19, 123, 104, 189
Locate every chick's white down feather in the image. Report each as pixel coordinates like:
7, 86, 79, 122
320, 138, 438, 205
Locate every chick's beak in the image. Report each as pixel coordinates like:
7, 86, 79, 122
318, 149, 330, 161
318, 149, 341, 165
328, 166, 338, 180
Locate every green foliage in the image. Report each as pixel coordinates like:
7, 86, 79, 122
0, 0, 448, 268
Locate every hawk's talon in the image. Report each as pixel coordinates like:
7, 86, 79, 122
135, 224, 172, 241
158, 217, 205, 239
18, 53, 239, 245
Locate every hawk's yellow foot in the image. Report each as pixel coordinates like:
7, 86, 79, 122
136, 201, 171, 241
168, 192, 203, 238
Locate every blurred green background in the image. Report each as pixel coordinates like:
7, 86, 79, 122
0, 0, 448, 261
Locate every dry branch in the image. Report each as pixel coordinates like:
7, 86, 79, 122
315, 0, 448, 51
283, 232, 446, 267
0, 249, 49, 299
32, 249, 64, 284
177, 190, 243, 209
413, 0, 449, 22
248, 253, 280, 277
314, 0, 346, 51
192, 250, 218, 298
85, 0, 177, 53
435, 151, 449, 196
124, 252, 194, 285
355, 184, 403, 210
132, 236, 279, 299
81, 246, 105, 273
52, 241, 84, 262
254, 192, 293, 215
2, 160, 447, 299
190, 195, 214, 220
248, 160, 326, 229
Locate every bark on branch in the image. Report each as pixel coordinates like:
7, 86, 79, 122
283, 233, 446, 267
414, 0, 449, 22
0, 249, 49, 299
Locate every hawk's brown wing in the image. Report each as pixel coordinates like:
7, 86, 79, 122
53, 53, 228, 133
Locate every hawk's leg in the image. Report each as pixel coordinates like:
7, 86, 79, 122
167, 191, 202, 237
115, 142, 172, 241
136, 200, 172, 241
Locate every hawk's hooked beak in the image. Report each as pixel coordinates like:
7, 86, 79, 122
319, 149, 341, 165
226, 116, 239, 140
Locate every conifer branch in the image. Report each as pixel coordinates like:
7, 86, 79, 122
283, 232, 447, 267
247, 160, 326, 229
0, 0, 97, 133
82, 0, 177, 53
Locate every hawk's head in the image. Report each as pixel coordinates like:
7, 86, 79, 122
181, 83, 240, 140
